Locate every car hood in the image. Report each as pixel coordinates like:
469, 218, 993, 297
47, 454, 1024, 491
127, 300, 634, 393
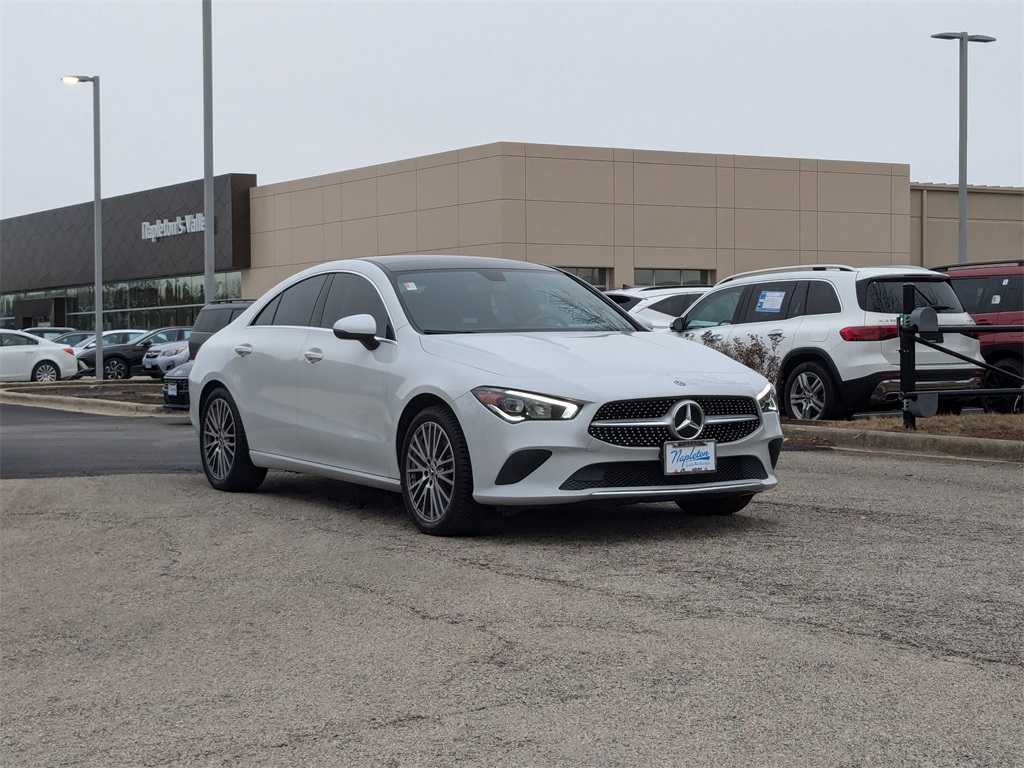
76, 342, 134, 360
419, 331, 767, 399
147, 340, 189, 353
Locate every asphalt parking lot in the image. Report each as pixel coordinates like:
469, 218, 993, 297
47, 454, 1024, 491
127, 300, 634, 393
1, 406, 1022, 766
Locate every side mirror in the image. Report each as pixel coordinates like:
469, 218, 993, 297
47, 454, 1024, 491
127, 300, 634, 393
333, 314, 380, 350
141, 340, 152, 348
670, 317, 688, 333
634, 316, 655, 331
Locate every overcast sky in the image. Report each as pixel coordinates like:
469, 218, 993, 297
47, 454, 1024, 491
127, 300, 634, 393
1, 0, 1021, 220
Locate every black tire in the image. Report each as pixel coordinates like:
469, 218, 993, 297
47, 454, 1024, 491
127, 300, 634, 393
103, 357, 130, 380
400, 406, 490, 536
983, 358, 1023, 415
200, 387, 267, 492
675, 495, 753, 516
783, 361, 843, 421
31, 361, 61, 383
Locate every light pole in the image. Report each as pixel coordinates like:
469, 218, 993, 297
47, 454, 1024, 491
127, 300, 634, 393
931, 31, 996, 265
61, 74, 104, 379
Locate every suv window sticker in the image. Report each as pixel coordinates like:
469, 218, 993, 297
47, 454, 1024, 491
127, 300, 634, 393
755, 290, 786, 313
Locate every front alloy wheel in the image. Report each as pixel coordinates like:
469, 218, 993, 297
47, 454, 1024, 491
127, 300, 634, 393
200, 388, 267, 492
401, 406, 489, 535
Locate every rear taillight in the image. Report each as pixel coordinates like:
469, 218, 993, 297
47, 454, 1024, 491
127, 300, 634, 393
62, 346, 75, 356
840, 325, 899, 342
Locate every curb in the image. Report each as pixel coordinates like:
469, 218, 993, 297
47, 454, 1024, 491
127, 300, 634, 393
784, 424, 1023, 463
0, 389, 176, 418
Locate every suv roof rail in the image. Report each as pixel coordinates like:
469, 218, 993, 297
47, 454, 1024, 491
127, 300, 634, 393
717, 264, 855, 284
207, 298, 253, 304
931, 259, 1024, 272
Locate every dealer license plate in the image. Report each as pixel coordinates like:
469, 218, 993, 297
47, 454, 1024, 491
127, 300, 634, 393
166, 383, 177, 396
664, 441, 716, 475
143, 359, 153, 368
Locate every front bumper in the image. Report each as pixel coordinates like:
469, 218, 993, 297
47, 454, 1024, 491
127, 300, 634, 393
451, 392, 782, 507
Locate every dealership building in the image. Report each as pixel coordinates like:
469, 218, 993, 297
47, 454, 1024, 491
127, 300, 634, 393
2, 141, 1022, 330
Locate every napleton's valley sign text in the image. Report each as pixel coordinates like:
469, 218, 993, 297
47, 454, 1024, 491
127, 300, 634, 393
141, 213, 205, 242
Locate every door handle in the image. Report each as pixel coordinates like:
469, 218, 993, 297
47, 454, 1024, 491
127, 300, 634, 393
976, 319, 992, 325
304, 348, 324, 364
234, 343, 253, 357
768, 331, 784, 340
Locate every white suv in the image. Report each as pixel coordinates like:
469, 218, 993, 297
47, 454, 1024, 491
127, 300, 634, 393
671, 265, 985, 420
604, 285, 711, 329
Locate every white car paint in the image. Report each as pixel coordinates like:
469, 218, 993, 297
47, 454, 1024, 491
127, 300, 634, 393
191, 255, 783, 534
0, 330, 79, 382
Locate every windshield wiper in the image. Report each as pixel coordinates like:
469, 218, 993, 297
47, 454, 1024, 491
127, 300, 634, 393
911, 285, 952, 312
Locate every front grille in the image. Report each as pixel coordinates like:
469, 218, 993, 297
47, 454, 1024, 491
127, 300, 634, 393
559, 456, 768, 491
588, 396, 760, 447
164, 378, 189, 393
163, 378, 189, 407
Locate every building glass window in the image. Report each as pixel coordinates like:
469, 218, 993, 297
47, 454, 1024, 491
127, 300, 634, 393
557, 267, 608, 290
634, 268, 713, 286
1, 270, 241, 330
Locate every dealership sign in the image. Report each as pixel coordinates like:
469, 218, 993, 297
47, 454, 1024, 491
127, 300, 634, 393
141, 213, 205, 242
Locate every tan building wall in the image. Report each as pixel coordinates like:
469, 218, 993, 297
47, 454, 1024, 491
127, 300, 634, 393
246, 141, 1013, 299
911, 184, 1024, 268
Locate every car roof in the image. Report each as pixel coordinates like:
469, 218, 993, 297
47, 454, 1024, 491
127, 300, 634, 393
932, 260, 1024, 277
3, 329, 61, 343
715, 264, 950, 285
364, 254, 554, 273
606, 285, 711, 298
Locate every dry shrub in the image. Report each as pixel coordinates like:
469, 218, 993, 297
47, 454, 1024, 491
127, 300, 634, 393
699, 331, 782, 384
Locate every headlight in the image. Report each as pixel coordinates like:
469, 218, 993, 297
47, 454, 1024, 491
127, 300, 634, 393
756, 383, 778, 413
161, 346, 187, 357
472, 387, 582, 423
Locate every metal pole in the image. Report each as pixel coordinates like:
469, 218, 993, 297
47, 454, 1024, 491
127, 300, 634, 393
957, 33, 968, 265
93, 76, 104, 379
203, 0, 215, 305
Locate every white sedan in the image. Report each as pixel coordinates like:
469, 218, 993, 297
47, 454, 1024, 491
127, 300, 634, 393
191, 255, 783, 535
0, 330, 79, 382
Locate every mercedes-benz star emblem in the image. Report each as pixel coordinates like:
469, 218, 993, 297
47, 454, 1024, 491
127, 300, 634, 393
669, 400, 705, 440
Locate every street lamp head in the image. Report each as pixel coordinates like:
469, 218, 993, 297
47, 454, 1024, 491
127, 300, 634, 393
931, 32, 996, 43
61, 75, 97, 84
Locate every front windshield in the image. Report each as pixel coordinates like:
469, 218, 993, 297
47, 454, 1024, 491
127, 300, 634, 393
393, 267, 636, 333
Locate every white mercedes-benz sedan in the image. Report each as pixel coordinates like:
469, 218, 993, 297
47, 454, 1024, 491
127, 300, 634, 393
190, 255, 783, 535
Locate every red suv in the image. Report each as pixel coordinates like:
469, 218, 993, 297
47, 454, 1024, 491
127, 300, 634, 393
935, 260, 1023, 412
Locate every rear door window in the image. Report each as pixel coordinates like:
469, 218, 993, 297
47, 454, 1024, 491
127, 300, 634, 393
739, 282, 797, 323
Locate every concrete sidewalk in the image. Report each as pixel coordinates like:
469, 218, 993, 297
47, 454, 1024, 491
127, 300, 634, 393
2, 381, 1021, 463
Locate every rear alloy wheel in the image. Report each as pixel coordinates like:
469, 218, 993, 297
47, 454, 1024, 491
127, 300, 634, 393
784, 361, 843, 421
401, 406, 489, 536
200, 387, 267, 492
676, 495, 753, 516
31, 361, 60, 383
983, 358, 1023, 414
103, 357, 129, 380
